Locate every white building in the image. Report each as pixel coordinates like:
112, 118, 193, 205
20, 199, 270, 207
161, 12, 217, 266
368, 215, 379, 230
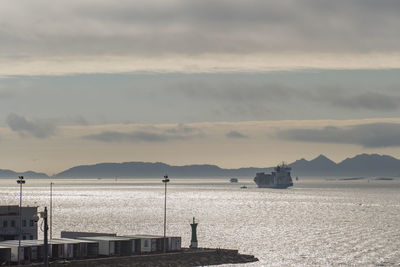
0, 206, 38, 241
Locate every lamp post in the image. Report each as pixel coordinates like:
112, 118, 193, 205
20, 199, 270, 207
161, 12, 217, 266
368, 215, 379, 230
17, 176, 25, 265
50, 182, 53, 240
162, 174, 170, 253
42, 207, 49, 267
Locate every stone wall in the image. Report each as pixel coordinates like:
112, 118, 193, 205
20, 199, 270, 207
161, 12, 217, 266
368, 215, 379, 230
22, 249, 258, 267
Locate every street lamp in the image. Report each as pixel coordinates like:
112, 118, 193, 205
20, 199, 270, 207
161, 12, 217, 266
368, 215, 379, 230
162, 174, 170, 253
17, 176, 25, 265
50, 182, 53, 240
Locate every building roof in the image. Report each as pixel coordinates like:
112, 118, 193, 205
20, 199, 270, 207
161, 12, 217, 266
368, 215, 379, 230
0, 240, 39, 247
78, 236, 133, 242
123, 234, 179, 239
52, 238, 98, 244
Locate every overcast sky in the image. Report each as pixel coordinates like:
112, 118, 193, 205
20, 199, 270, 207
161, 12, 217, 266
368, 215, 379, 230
1, 0, 400, 174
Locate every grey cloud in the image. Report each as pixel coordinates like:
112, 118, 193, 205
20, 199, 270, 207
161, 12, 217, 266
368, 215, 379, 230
83, 124, 204, 143
1, 0, 400, 59
72, 116, 89, 126
6, 113, 56, 138
175, 80, 400, 111
314, 90, 400, 111
83, 131, 170, 142
174, 78, 400, 121
54, 116, 90, 126
173, 79, 296, 119
226, 131, 248, 139
177, 80, 292, 102
165, 123, 201, 135
278, 123, 400, 148
2, 72, 400, 126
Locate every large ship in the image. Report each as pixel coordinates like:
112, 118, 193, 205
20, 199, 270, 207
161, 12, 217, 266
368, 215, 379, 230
254, 163, 293, 188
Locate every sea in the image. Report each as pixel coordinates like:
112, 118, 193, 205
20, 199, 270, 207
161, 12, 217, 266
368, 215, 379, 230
0, 177, 399, 266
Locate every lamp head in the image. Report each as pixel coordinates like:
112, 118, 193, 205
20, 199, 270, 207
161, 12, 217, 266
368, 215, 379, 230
32, 214, 40, 223
17, 176, 25, 184
162, 174, 170, 183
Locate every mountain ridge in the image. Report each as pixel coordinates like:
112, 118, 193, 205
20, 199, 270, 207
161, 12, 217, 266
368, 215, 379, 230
2, 153, 400, 178
291, 153, 400, 177
0, 169, 49, 178
53, 153, 400, 178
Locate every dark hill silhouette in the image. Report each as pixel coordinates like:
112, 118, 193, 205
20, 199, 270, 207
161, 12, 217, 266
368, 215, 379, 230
289, 153, 400, 177
54, 161, 268, 178
337, 153, 400, 176
290, 154, 337, 175
3, 153, 400, 179
53, 153, 400, 178
0, 169, 49, 178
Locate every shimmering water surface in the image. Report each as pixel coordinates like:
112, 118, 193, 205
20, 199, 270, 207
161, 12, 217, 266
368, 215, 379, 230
1, 178, 399, 266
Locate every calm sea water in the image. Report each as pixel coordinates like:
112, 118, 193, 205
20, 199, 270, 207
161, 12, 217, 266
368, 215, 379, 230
1, 177, 399, 266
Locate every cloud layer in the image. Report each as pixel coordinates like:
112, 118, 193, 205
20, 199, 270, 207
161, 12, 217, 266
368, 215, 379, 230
172, 77, 400, 120
1, 0, 400, 74
1, 71, 400, 126
278, 123, 400, 148
313, 90, 400, 111
83, 124, 203, 143
6, 113, 56, 138
226, 131, 248, 139
2, 0, 400, 56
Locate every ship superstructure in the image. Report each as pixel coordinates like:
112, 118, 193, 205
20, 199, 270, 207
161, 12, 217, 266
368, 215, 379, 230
254, 163, 293, 188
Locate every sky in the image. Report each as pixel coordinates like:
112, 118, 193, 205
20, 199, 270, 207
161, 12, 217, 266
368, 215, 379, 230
1, 0, 400, 175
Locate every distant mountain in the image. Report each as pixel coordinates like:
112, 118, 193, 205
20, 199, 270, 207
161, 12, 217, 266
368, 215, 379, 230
0, 169, 49, 178
337, 154, 400, 176
54, 162, 265, 178
54, 161, 268, 178
53, 153, 400, 178
55, 162, 169, 178
289, 153, 400, 177
290, 154, 337, 175
3, 153, 400, 179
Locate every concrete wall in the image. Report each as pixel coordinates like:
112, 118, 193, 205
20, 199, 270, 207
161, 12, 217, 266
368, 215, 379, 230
20, 249, 258, 267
